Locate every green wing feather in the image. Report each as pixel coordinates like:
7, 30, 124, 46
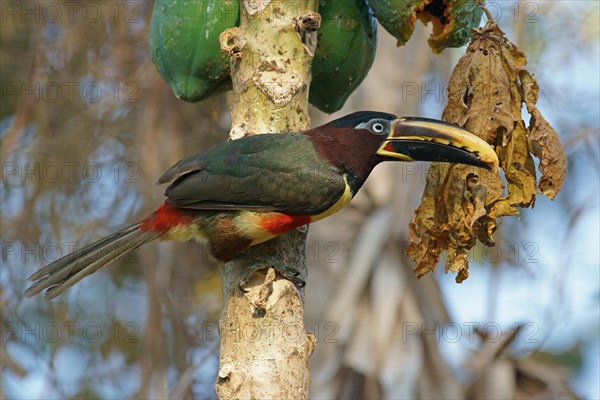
159, 134, 346, 215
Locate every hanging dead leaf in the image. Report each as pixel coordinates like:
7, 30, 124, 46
407, 11, 567, 282
408, 163, 503, 282
519, 70, 567, 200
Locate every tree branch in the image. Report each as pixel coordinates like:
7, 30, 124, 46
216, 1, 319, 398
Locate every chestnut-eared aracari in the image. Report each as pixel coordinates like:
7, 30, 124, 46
26, 111, 498, 299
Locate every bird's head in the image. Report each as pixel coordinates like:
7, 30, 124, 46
333, 111, 498, 169
306, 111, 499, 191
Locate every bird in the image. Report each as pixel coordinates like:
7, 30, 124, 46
25, 111, 498, 299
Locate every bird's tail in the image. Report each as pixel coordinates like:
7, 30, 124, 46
25, 223, 161, 299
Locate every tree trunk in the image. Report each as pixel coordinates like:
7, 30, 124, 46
216, 1, 319, 398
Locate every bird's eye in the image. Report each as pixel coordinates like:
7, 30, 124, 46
372, 122, 385, 134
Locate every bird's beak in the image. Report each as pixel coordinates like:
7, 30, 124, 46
377, 118, 499, 171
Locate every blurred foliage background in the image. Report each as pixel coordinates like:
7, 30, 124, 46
1, 1, 598, 399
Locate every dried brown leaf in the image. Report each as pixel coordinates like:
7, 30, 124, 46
408, 15, 567, 281
520, 71, 567, 200
407, 164, 502, 282
491, 118, 537, 217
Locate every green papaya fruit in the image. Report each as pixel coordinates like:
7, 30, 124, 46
369, 0, 483, 53
150, 0, 239, 102
310, 0, 377, 114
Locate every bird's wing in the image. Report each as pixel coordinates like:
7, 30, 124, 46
158, 134, 346, 215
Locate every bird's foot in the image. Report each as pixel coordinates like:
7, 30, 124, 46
237, 256, 306, 292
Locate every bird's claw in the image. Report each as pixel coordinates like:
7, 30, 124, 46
237, 257, 306, 291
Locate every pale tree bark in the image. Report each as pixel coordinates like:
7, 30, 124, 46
216, 1, 320, 398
